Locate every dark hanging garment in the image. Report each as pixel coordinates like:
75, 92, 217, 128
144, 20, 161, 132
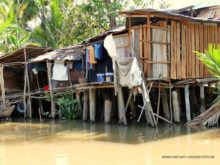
94, 43, 104, 60
87, 44, 113, 82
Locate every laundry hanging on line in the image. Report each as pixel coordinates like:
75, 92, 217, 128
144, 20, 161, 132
52, 61, 68, 81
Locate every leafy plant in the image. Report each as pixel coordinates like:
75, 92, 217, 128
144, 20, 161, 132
195, 44, 220, 79
56, 92, 82, 120
195, 45, 220, 105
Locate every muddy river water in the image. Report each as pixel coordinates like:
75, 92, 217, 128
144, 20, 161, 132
0, 120, 219, 165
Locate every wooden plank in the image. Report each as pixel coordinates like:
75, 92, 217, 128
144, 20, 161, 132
147, 15, 151, 78
139, 25, 144, 72
171, 21, 177, 79
167, 24, 171, 78
214, 24, 218, 45
217, 27, 220, 44
205, 24, 211, 77
144, 25, 147, 76
191, 23, 195, 78
212, 24, 215, 45
162, 22, 168, 78
176, 22, 181, 79
152, 28, 158, 78
186, 23, 192, 78
181, 24, 186, 79
203, 24, 208, 77
130, 24, 169, 31
199, 24, 204, 78
195, 24, 200, 78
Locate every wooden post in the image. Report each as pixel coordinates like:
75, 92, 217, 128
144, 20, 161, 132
200, 84, 205, 113
89, 88, 96, 122
129, 97, 137, 119
76, 90, 82, 112
172, 90, 180, 122
156, 82, 161, 123
184, 85, 191, 121
47, 61, 55, 118
104, 99, 112, 123
36, 74, 44, 115
23, 48, 32, 118
83, 89, 89, 121
161, 89, 170, 119
169, 80, 173, 122
118, 87, 127, 125
23, 63, 27, 118
0, 65, 5, 109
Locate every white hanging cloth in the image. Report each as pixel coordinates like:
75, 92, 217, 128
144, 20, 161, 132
52, 61, 68, 81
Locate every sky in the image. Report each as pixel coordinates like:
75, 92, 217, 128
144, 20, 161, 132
168, 0, 215, 9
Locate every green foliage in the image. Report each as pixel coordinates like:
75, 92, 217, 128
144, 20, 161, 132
195, 45, 220, 79
195, 44, 220, 105
56, 92, 82, 120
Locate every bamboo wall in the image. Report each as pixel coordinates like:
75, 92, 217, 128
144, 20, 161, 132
131, 20, 220, 80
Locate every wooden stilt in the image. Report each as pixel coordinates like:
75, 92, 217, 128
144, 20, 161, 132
38, 108, 42, 122
161, 89, 170, 119
118, 87, 127, 125
24, 48, 32, 118
0, 65, 5, 109
172, 90, 180, 122
184, 85, 191, 121
36, 74, 44, 115
129, 97, 137, 118
47, 61, 55, 118
111, 89, 117, 118
169, 80, 173, 122
200, 84, 205, 113
83, 89, 89, 121
89, 88, 96, 122
156, 81, 161, 123
23, 63, 27, 118
76, 90, 82, 112
104, 99, 112, 123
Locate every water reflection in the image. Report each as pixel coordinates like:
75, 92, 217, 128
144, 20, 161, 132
0, 120, 209, 144
0, 120, 219, 164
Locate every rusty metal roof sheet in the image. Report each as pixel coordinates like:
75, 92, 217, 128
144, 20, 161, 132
0, 45, 52, 63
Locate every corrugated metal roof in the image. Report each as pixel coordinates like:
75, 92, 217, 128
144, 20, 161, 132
30, 45, 84, 62
0, 45, 52, 63
119, 8, 220, 23
85, 26, 128, 43
193, 1, 220, 10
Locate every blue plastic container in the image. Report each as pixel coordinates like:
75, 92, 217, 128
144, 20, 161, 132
97, 73, 105, 82
105, 72, 114, 82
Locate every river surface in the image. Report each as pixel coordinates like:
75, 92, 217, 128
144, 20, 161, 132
0, 120, 219, 165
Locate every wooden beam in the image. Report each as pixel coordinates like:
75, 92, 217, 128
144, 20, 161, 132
0, 65, 5, 109
47, 61, 56, 118
24, 48, 32, 118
